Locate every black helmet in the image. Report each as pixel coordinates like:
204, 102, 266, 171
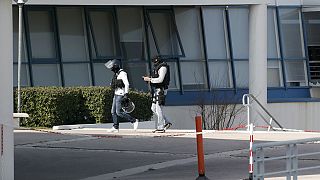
105, 59, 120, 72
121, 98, 135, 113
152, 56, 162, 65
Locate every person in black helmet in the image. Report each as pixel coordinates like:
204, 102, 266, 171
105, 59, 138, 133
143, 56, 172, 133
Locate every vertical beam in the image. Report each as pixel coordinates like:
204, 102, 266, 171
0, 0, 14, 179
249, 4, 267, 124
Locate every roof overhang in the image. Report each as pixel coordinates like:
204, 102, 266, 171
302, 7, 320, 12
12, 0, 267, 6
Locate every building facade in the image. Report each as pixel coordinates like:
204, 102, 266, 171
7, 1, 320, 126
10, 0, 320, 130
1, 0, 320, 178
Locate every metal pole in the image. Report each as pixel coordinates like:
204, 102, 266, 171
195, 116, 206, 177
247, 96, 250, 131
17, 4, 23, 113
249, 123, 254, 180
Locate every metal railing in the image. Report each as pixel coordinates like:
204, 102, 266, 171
242, 94, 283, 131
252, 137, 320, 180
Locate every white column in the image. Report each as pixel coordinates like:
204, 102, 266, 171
249, 4, 267, 125
0, 0, 14, 179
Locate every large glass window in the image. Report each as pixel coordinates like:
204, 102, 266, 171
11, 5, 314, 104
229, 7, 249, 59
57, 7, 91, 86
228, 7, 249, 88
87, 8, 119, 59
26, 7, 61, 86
117, 7, 148, 91
93, 63, 113, 86
13, 65, 29, 87
267, 61, 282, 87
202, 7, 232, 88
146, 8, 183, 90
267, 7, 282, 87
167, 61, 181, 90
87, 8, 120, 86
234, 61, 249, 88
268, 8, 280, 59
278, 8, 307, 87
304, 12, 320, 85
146, 9, 183, 58
175, 7, 207, 90
284, 61, 307, 86
278, 8, 305, 59
32, 64, 61, 86
27, 9, 57, 60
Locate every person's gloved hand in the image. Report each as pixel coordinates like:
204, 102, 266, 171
122, 93, 129, 107
123, 93, 129, 100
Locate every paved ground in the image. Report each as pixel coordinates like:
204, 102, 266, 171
14, 123, 320, 180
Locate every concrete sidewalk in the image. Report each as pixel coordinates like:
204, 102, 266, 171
52, 121, 320, 142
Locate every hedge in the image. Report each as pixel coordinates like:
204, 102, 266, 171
14, 87, 153, 127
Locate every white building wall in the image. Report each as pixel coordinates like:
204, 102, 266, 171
268, 102, 320, 131
0, 0, 14, 179
163, 102, 320, 131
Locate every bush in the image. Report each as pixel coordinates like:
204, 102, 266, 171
14, 87, 153, 127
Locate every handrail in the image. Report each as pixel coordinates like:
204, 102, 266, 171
242, 94, 283, 130
252, 137, 320, 151
252, 137, 320, 180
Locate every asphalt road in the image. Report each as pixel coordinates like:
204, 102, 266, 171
14, 129, 320, 180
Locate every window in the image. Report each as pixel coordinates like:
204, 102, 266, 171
267, 7, 282, 87
146, 8, 183, 58
202, 7, 232, 88
267, 60, 282, 87
26, 7, 61, 86
268, 8, 280, 59
27, 9, 57, 60
57, 7, 91, 86
117, 7, 148, 91
228, 7, 249, 88
284, 61, 307, 86
228, 7, 249, 59
32, 64, 61, 86
146, 8, 184, 90
92, 63, 114, 86
175, 7, 207, 90
304, 12, 320, 85
86, 7, 120, 86
278, 8, 307, 87
87, 8, 120, 59
278, 8, 305, 59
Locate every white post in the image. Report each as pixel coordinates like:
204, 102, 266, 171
246, 95, 250, 131
249, 123, 254, 179
0, 0, 14, 179
249, 3, 268, 126
17, 3, 23, 113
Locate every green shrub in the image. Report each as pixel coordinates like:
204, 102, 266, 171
14, 87, 153, 127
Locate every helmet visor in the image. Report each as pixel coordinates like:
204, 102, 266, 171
105, 59, 119, 69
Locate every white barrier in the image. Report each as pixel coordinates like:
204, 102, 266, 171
13, 113, 29, 128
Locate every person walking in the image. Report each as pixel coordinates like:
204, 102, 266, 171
143, 56, 172, 133
105, 59, 138, 133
